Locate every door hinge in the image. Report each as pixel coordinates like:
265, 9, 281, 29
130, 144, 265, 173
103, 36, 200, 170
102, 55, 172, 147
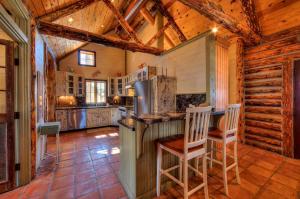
15, 163, 20, 171
14, 58, 19, 66
14, 112, 20, 119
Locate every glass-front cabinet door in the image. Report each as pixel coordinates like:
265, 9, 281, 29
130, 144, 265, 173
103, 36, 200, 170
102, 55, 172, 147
0, 39, 15, 193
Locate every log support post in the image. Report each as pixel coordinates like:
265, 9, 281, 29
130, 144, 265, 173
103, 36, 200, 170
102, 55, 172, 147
236, 38, 245, 143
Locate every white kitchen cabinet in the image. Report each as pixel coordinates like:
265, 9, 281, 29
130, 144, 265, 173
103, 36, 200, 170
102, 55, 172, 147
117, 77, 125, 96
56, 71, 84, 97
108, 77, 116, 96
111, 108, 121, 126
55, 110, 68, 131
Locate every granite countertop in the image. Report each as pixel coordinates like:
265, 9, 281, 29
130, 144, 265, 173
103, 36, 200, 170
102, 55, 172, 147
118, 118, 136, 131
131, 112, 186, 125
56, 105, 119, 110
131, 109, 225, 125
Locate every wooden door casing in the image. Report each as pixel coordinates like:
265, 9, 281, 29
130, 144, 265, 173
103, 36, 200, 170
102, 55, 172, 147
0, 39, 15, 193
294, 60, 300, 159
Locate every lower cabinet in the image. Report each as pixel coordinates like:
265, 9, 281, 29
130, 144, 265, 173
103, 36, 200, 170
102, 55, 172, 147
86, 108, 112, 128
55, 110, 68, 131
111, 108, 121, 126
56, 107, 120, 131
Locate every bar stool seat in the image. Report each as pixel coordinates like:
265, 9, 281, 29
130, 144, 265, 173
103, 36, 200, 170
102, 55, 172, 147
38, 122, 61, 164
158, 135, 204, 154
208, 129, 235, 139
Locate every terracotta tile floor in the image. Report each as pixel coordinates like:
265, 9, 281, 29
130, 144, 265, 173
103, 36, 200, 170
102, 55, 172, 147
0, 127, 299, 199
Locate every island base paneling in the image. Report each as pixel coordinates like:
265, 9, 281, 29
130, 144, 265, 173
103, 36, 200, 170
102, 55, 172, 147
119, 120, 184, 199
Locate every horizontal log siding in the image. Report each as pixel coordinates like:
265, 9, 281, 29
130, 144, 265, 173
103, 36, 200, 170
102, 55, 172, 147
244, 31, 300, 157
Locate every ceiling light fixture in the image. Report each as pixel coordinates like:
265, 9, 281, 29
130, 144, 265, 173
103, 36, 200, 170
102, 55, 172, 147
212, 27, 218, 33
101, 24, 104, 28
68, 17, 74, 23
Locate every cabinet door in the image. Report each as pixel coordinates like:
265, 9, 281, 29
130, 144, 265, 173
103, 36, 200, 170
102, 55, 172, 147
55, 110, 68, 131
77, 76, 84, 97
98, 109, 111, 126
66, 73, 75, 96
87, 109, 98, 128
117, 78, 123, 96
108, 78, 116, 96
111, 108, 120, 125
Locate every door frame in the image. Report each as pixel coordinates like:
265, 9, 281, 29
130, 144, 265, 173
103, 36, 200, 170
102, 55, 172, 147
293, 58, 300, 158
0, 1, 31, 186
0, 39, 15, 193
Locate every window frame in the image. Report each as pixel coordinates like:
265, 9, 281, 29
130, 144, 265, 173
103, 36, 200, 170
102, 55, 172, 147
78, 49, 96, 67
85, 79, 107, 105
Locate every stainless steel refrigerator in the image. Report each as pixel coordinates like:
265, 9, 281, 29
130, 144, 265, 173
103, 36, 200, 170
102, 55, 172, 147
133, 76, 176, 116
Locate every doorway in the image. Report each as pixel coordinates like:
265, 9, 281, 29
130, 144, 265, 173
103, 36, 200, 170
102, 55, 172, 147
294, 59, 300, 159
0, 39, 15, 193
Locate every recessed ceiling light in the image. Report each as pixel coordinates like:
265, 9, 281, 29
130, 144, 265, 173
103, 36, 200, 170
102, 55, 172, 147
101, 24, 104, 28
68, 17, 74, 23
212, 27, 218, 33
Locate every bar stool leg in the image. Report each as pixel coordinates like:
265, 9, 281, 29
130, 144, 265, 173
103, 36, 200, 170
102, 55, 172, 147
210, 140, 213, 168
223, 142, 228, 196
179, 158, 183, 182
183, 158, 188, 199
56, 133, 60, 164
156, 145, 162, 196
234, 140, 240, 184
203, 154, 209, 199
194, 157, 199, 176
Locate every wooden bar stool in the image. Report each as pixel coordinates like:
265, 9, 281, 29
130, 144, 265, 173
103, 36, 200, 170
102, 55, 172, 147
207, 104, 241, 196
156, 106, 212, 199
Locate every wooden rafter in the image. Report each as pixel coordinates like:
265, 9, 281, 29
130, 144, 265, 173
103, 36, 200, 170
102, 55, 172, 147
165, 0, 177, 9
240, 0, 262, 36
146, 21, 171, 46
102, 0, 142, 44
124, 0, 149, 22
115, 0, 149, 35
178, 0, 261, 44
37, 0, 97, 22
154, 0, 187, 42
164, 33, 175, 48
37, 21, 163, 55
140, 7, 155, 25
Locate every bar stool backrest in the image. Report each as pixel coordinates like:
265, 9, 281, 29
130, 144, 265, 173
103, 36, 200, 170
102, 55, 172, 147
224, 104, 241, 138
184, 106, 212, 153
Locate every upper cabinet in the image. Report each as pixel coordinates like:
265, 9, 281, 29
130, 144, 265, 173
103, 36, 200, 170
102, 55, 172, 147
108, 66, 157, 97
56, 71, 84, 97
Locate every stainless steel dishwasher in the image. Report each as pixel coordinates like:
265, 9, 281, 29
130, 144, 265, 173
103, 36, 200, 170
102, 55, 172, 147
67, 109, 87, 130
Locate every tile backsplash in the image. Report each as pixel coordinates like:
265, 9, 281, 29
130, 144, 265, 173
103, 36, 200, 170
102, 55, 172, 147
176, 93, 206, 112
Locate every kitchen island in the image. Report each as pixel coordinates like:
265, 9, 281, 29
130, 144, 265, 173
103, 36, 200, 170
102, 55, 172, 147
118, 110, 224, 199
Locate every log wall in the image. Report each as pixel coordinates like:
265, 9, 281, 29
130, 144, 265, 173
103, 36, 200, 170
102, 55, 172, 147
243, 29, 300, 157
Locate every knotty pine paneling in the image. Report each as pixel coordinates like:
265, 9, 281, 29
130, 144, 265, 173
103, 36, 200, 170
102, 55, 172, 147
244, 30, 300, 157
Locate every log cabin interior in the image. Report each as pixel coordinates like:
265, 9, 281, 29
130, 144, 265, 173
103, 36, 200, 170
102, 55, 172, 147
0, 0, 300, 198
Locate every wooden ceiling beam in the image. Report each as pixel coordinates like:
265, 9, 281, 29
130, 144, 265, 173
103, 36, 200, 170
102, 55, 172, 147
146, 21, 171, 46
154, 0, 187, 42
165, 0, 177, 9
164, 32, 175, 48
240, 0, 262, 36
102, 0, 143, 44
177, 0, 261, 44
125, 0, 149, 22
37, 0, 97, 22
140, 7, 155, 25
37, 21, 163, 55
